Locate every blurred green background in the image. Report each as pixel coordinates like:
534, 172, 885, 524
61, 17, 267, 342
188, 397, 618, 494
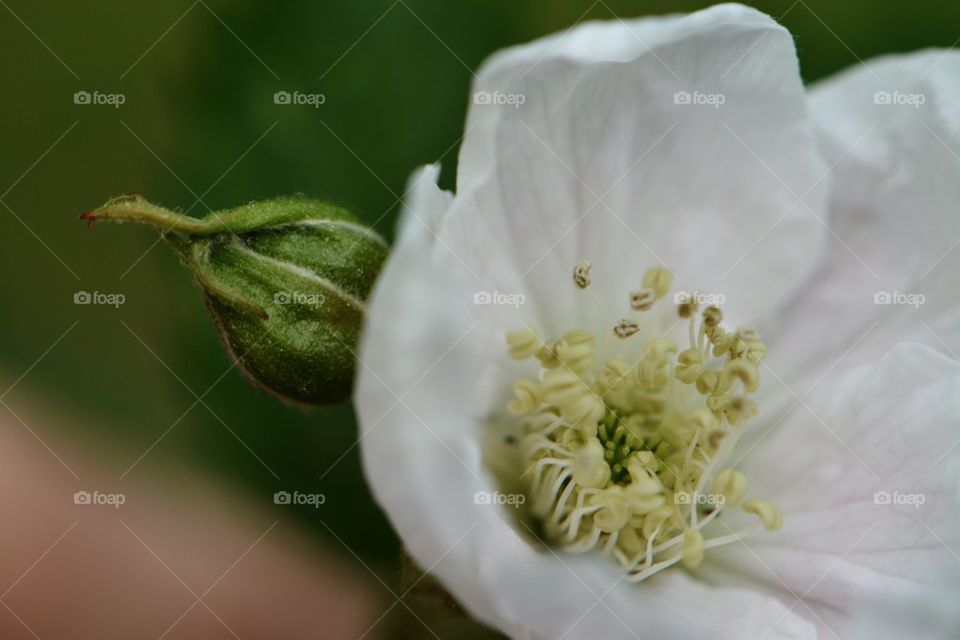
1, 0, 958, 636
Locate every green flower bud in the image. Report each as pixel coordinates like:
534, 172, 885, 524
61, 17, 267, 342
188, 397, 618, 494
81, 194, 388, 406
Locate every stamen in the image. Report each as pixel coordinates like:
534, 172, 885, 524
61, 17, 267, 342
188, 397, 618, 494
507, 379, 542, 416
536, 339, 562, 369
681, 529, 705, 569
614, 319, 641, 339
713, 468, 747, 505
702, 522, 760, 549
742, 499, 783, 531
498, 262, 777, 582
641, 267, 673, 300
630, 289, 656, 311
721, 360, 760, 393
703, 305, 723, 328
506, 326, 540, 360
573, 261, 592, 289
555, 330, 596, 373
677, 293, 698, 318
675, 348, 704, 384
600, 359, 631, 391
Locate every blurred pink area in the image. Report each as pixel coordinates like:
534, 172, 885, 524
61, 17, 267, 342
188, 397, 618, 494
0, 403, 380, 640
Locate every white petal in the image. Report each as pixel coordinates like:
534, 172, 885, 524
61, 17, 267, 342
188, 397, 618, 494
712, 343, 960, 637
358, 166, 815, 639
439, 3, 827, 332
758, 50, 960, 410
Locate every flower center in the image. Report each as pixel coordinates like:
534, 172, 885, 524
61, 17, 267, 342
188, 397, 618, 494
503, 265, 781, 582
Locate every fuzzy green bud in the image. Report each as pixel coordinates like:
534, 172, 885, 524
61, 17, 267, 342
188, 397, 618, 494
81, 194, 388, 406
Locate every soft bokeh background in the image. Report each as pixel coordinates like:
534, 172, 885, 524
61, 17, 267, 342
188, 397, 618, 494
1, 1, 958, 638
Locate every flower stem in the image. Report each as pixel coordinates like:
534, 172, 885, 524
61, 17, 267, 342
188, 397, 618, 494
80, 194, 212, 234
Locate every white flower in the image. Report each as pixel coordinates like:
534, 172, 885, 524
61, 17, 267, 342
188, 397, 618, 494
356, 4, 960, 639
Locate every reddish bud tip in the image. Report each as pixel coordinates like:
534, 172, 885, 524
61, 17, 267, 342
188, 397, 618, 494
79, 211, 98, 228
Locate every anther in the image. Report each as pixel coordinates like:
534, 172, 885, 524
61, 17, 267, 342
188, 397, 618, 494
590, 487, 631, 532
507, 326, 541, 360
642, 267, 673, 300
507, 379, 542, 415
695, 370, 732, 396
555, 330, 596, 373
675, 348, 704, 384
573, 261, 592, 289
601, 359, 631, 391
643, 506, 674, 540
614, 319, 641, 339
707, 430, 725, 452
721, 396, 757, 424
702, 305, 723, 328
742, 499, 782, 531
630, 289, 657, 312
677, 294, 698, 318
713, 469, 747, 505
571, 440, 611, 488
721, 360, 759, 393
536, 339, 562, 369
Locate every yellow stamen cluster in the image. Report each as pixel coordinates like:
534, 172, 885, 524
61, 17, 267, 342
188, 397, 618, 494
502, 266, 780, 582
